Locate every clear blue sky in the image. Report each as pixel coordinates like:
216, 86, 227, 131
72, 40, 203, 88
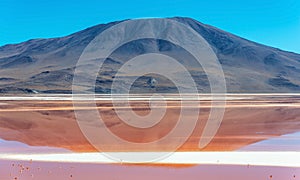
1, 0, 300, 53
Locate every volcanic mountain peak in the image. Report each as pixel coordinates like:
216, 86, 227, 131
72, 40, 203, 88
0, 17, 300, 94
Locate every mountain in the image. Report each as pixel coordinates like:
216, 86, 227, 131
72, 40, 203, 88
1, 17, 300, 94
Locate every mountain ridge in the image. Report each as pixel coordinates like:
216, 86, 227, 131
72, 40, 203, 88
1, 17, 300, 94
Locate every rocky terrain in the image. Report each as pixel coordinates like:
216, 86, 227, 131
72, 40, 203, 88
1, 17, 300, 93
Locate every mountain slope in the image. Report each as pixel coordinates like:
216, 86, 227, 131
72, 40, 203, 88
0, 17, 300, 93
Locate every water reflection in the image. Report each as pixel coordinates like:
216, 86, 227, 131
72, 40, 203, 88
240, 132, 300, 151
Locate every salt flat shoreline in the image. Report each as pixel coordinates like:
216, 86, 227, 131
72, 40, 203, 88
1, 151, 300, 167
1, 93, 300, 101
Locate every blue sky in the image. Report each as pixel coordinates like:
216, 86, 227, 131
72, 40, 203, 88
1, 0, 300, 53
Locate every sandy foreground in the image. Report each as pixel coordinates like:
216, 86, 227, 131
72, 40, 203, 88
0, 159, 299, 180
0, 94, 300, 152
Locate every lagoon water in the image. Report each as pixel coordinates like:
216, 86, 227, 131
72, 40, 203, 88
1, 94, 300, 179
